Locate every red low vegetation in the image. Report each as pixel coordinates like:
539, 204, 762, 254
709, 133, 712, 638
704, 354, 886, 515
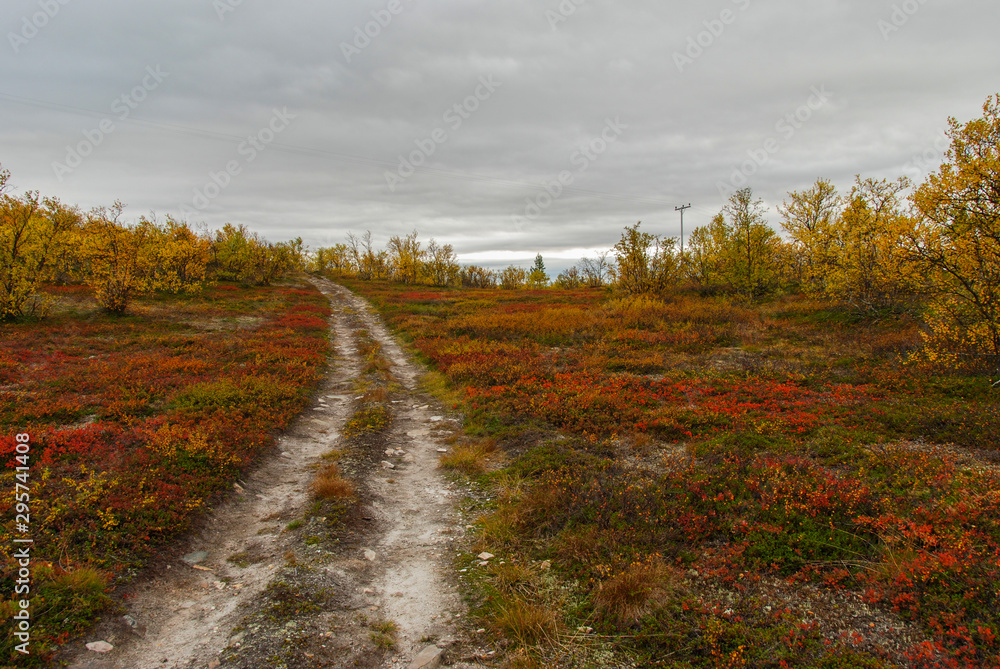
0, 281, 329, 663
350, 279, 1000, 668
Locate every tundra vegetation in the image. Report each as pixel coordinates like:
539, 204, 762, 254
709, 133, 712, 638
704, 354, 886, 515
0, 190, 320, 664
327, 97, 1000, 667
0, 95, 997, 666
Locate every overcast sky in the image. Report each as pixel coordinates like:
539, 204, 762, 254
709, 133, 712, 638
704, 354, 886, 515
1, 0, 997, 266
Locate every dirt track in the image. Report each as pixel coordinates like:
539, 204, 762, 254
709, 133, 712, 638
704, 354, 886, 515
59, 278, 485, 669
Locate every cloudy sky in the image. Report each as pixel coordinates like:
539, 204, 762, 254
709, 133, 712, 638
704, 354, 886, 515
1, 0, 997, 267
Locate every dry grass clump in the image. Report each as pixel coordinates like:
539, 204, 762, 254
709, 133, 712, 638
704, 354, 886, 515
358, 335, 392, 375
551, 526, 601, 565
440, 437, 497, 474
310, 463, 354, 499
494, 597, 559, 648
475, 505, 522, 552
489, 561, 536, 598
361, 385, 389, 403
594, 560, 670, 627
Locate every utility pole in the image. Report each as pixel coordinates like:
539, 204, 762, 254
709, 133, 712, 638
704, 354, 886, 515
675, 203, 691, 259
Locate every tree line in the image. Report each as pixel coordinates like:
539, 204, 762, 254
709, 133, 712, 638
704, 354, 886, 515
0, 174, 304, 317
310, 228, 615, 290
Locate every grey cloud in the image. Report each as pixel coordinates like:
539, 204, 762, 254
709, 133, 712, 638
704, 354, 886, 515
0, 0, 997, 258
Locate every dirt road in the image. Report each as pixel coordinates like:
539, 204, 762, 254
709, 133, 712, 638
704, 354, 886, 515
59, 278, 485, 669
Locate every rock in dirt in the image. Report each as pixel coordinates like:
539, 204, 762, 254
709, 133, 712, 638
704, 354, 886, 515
86, 641, 114, 653
122, 614, 145, 637
180, 551, 208, 565
364, 549, 377, 561
409, 644, 445, 669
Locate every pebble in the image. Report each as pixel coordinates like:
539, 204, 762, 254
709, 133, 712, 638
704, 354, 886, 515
180, 551, 208, 565
86, 641, 114, 653
409, 645, 445, 669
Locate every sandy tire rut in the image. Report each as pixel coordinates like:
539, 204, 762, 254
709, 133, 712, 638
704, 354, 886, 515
59, 279, 485, 669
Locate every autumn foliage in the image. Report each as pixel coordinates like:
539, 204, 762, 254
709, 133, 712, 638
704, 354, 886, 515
1, 177, 305, 319
349, 277, 1000, 667
0, 281, 330, 663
